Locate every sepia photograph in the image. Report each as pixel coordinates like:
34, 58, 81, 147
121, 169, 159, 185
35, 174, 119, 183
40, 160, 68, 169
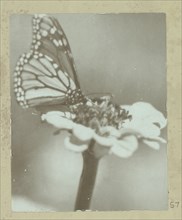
10, 13, 167, 212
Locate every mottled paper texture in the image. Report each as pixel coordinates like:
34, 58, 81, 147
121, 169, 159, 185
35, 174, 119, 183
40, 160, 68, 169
0, 1, 181, 220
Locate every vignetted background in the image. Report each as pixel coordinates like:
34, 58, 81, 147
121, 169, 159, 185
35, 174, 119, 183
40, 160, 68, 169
10, 14, 167, 211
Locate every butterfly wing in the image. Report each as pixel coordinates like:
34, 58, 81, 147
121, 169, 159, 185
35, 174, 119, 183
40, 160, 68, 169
31, 14, 81, 88
14, 51, 77, 108
14, 14, 82, 108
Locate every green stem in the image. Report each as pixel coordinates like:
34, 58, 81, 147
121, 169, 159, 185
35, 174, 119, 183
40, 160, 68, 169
74, 141, 100, 211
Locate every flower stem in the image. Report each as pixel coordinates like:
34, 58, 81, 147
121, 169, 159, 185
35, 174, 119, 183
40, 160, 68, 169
74, 141, 100, 211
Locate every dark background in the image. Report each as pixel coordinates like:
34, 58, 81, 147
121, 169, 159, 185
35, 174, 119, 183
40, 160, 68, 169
11, 14, 167, 211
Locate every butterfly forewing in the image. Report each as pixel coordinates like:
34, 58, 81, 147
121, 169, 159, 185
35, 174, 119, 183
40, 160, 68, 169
32, 14, 81, 88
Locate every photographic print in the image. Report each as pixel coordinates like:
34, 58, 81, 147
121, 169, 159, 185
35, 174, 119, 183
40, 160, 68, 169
10, 13, 167, 212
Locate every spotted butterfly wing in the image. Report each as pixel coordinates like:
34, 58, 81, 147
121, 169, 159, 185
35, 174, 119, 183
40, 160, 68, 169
14, 14, 84, 109
31, 14, 80, 88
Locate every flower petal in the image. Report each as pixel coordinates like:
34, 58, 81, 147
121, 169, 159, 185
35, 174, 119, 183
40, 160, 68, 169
142, 136, 167, 144
143, 140, 160, 150
123, 120, 161, 138
110, 135, 138, 158
41, 111, 74, 129
152, 137, 167, 143
93, 133, 114, 147
64, 137, 88, 152
122, 102, 167, 129
73, 124, 94, 141
119, 128, 140, 138
100, 126, 121, 138
110, 146, 133, 158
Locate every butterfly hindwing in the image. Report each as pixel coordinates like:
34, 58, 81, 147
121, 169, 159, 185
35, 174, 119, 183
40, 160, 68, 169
14, 50, 76, 108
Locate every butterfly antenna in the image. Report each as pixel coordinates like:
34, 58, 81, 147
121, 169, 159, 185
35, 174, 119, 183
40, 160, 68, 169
85, 92, 114, 98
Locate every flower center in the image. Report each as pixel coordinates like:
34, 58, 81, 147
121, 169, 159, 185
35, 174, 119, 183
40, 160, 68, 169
71, 97, 132, 131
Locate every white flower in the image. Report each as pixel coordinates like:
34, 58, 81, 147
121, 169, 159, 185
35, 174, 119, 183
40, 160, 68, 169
41, 102, 167, 158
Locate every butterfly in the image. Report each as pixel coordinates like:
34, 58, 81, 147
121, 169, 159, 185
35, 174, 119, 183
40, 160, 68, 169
13, 15, 134, 137
13, 14, 90, 112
